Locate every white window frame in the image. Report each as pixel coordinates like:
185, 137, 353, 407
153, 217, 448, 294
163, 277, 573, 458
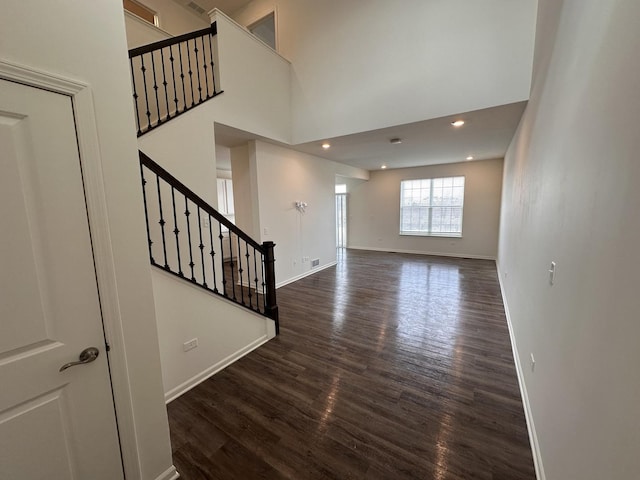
399, 176, 465, 238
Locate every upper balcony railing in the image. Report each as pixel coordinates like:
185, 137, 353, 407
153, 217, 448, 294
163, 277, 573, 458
128, 23, 223, 136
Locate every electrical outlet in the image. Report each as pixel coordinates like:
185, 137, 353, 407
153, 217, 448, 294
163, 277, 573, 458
303, 256, 310, 262
183, 338, 198, 352
201, 216, 209, 229
263, 227, 269, 236
530, 353, 535, 372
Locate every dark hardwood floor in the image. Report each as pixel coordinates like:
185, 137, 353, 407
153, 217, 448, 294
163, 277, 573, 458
168, 249, 535, 479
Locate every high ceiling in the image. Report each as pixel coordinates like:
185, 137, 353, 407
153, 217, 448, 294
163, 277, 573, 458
193, 1, 529, 172
178, 0, 251, 17
215, 102, 526, 171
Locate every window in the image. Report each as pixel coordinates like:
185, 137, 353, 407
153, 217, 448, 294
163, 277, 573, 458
400, 176, 465, 237
335, 184, 347, 194
123, 0, 158, 27
248, 12, 276, 50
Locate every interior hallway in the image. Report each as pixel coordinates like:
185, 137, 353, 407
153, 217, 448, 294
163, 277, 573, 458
167, 249, 535, 479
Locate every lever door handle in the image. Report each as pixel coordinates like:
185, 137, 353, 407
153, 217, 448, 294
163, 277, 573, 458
59, 347, 100, 372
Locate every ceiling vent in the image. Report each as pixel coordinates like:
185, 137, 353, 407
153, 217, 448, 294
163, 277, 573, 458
187, 1, 206, 14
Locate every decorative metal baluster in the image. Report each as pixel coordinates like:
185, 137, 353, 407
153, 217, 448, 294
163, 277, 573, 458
185, 198, 195, 281
197, 206, 207, 288
245, 242, 252, 309
150, 51, 161, 126
200, 36, 210, 99
139, 164, 154, 264
228, 231, 236, 300
193, 36, 203, 103
208, 216, 218, 293
219, 222, 227, 296
237, 235, 245, 305
156, 175, 169, 268
140, 54, 152, 132
130, 57, 143, 136
168, 45, 179, 116
186, 39, 195, 107
261, 252, 267, 312
263, 241, 279, 333
171, 186, 183, 276
207, 32, 217, 94
253, 247, 260, 312
178, 43, 188, 112
159, 48, 171, 120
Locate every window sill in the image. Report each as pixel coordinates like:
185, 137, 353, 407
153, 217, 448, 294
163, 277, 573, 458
399, 232, 463, 239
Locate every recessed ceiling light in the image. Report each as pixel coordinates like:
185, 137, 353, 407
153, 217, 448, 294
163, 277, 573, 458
466, 155, 474, 160
390, 138, 402, 145
381, 165, 387, 169
451, 120, 465, 127
322, 142, 331, 149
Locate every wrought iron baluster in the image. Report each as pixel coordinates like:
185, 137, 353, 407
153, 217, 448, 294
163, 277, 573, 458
197, 206, 207, 288
150, 51, 161, 126
168, 45, 179, 116
156, 175, 169, 268
130, 57, 142, 136
185, 198, 195, 281
200, 35, 210, 98
186, 38, 195, 107
228, 232, 236, 300
159, 48, 171, 120
171, 186, 183, 276
237, 235, 245, 305
219, 222, 227, 296
140, 54, 152, 132
261, 252, 267, 312
139, 164, 154, 264
253, 247, 260, 312
209, 216, 218, 293
193, 36, 203, 103
207, 32, 217, 94
245, 242, 252, 308
178, 43, 188, 112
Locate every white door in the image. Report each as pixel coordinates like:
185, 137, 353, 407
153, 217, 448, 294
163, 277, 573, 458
0, 79, 124, 479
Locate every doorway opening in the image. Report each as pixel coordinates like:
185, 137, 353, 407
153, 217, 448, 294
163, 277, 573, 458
335, 184, 347, 248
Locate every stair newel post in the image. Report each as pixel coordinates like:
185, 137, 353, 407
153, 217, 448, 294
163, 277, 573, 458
262, 241, 279, 335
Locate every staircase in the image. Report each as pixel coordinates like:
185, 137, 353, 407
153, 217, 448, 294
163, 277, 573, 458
129, 22, 279, 335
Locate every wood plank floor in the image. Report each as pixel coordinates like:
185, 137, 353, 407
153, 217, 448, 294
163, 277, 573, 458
167, 249, 535, 479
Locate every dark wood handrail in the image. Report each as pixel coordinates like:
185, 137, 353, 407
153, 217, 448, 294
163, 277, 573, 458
139, 151, 263, 252
128, 23, 217, 58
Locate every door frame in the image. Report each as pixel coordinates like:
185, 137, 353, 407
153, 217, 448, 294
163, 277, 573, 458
0, 59, 143, 479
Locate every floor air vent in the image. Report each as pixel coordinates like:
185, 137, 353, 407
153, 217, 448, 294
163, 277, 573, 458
311, 258, 320, 268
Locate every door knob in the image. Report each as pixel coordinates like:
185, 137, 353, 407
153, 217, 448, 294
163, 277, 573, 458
59, 347, 100, 372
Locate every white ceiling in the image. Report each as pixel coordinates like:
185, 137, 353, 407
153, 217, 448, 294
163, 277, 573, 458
215, 102, 527, 171
181, 0, 251, 17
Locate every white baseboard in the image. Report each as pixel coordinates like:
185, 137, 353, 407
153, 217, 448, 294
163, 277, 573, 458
276, 261, 338, 289
348, 245, 495, 261
496, 261, 546, 480
164, 334, 270, 403
155, 465, 179, 480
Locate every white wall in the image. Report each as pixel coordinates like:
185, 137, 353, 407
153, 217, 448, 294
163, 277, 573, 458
152, 269, 274, 401
349, 159, 503, 259
125, 11, 172, 49
0, 1, 173, 479
232, 0, 538, 144
498, 1, 640, 479
250, 140, 368, 286
139, 0, 208, 36
124, 0, 209, 49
